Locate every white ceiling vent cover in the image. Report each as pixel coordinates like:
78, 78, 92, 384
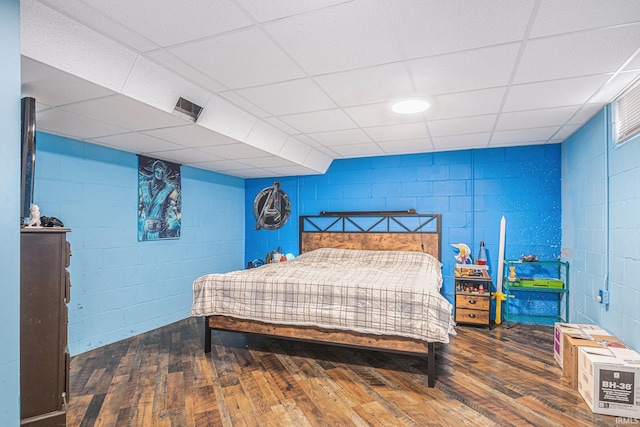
173, 97, 203, 123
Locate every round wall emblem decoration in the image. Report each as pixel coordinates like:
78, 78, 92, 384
253, 181, 291, 230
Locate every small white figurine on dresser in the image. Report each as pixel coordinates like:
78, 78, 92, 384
28, 204, 41, 227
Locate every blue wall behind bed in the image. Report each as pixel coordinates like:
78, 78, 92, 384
245, 144, 562, 304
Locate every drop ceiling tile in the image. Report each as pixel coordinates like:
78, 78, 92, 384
291, 134, 319, 147
378, 138, 434, 155
61, 94, 188, 130
21, 57, 115, 106
428, 115, 497, 137
309, 128, 373, 146
264, 0, 402, 75
234, 169, 278, 179
432, 133, 491, 151
143, 124, 238, 148
304, 151, 332, 172
261, 164, 321, 176
344, 103, 425, 128
554, 124, 582, 141
364, 122, 428, 142
278, 137, 313, 164
192, 159, 261, 172
144, 148, 223, 165
91, 132, 186, 153
21, 0, 138, 93
235, 78, 337, 115
199, 143, 271, 159
80, 0, 252, 47
244, 120, 288, 154
169, 27, 305, 89
279, 109, 357, 133
145, 50, 228, 93
122, 56, 211, 113
411, 44, 519, 96
489, 139, 547, 148
590, 70, 640, 104
314, 62, 414, 107
530, 0, 640, 38
237, 0, 348, 23
37, 107, 130, 139
428, 87, 506, 121
491, 126, 560, 145
218, 91, 271, 118
329, 143, 385, 158
41, 0, 160, 52
625, 53, 640, 71
504, 74, 610, 112
515, 24, 640, 84
197, 95, 257, 142
236, 156, 299, 168
387, 0, 534, 58
263, 117, 301, 135
568, 104, 605, 125
35, 101, 53, 111
495, 107, 579, 131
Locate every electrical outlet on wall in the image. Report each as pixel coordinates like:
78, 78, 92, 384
597, 289, 610, 305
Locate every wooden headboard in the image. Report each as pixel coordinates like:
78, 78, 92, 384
299, 211, 442, 261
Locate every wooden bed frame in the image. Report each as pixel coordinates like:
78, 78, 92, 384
204, 211, 444, 387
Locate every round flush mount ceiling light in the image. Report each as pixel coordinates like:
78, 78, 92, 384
391, 98, 430, 114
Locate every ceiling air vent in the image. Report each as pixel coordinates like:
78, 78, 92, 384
173, 97, 203, 123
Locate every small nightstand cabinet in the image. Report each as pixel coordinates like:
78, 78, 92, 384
454, 269, 492, 327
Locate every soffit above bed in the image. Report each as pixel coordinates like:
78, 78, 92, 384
20, 0, 640, 178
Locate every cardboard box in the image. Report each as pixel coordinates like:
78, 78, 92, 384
563, 333, 625, 389
578, 346, 640, 418
554, 323, 611, 368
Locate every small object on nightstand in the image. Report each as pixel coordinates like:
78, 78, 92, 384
477, 241, 487, 265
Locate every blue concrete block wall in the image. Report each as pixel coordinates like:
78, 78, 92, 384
246, 145, 562, 305
36, 133, 245, 355
563, 107, 640, 351
0, 0, 21, 423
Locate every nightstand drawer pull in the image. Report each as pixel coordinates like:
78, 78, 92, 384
468, 299, 476, 304
468, 313, 477, 318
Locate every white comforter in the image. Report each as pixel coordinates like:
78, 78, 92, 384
191, 248, 455, 343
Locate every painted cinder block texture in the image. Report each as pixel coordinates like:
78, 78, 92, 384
35, 133, 245, 355
246, 144, 562, 305
562, 108, 640, 352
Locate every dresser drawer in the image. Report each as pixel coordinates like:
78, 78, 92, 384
455, 308, 490, 325
455, 294, 490, 310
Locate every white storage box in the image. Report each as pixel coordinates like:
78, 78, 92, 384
554, 323, 611, 368
577, 346, 640, 418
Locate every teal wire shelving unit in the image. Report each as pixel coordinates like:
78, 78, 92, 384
503, 260, 569, 328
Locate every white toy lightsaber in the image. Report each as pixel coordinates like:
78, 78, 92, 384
497, 215, 505, 293
494, 216, 507, 324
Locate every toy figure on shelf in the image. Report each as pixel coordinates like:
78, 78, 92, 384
451, 243, 471, 264
27, 204, 41, 227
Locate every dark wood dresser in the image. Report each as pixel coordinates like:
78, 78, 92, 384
20, 228, 71, 427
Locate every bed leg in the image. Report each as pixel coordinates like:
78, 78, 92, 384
204, 316, 212, 353
427, 342, 436, 388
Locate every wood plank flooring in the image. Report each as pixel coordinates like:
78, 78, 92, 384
67, 317, 620, 426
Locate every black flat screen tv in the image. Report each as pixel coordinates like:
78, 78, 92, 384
21, 97, 36, 221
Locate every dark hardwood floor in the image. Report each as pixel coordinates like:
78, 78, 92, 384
67, 317, 619, 426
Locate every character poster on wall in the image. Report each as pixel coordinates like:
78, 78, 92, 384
254, 181, 291, 230
138, 155, 181, 241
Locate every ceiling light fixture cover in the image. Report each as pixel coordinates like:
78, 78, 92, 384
391, 98, 430, 114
